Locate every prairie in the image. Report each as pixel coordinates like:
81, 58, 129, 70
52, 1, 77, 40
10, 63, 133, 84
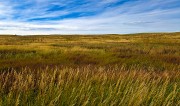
0, 32, 179, 106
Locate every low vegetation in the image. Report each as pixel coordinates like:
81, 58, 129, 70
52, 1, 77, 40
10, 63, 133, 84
0, 32, 179, 105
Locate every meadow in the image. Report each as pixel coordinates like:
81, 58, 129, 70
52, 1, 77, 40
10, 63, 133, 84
0, 32, 179, 106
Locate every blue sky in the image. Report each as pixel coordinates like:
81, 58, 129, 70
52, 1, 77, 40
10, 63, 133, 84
0, 0, 180, 35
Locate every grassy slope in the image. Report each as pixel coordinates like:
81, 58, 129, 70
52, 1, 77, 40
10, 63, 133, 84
0, 32, 179, 105
0, 32, 179, 71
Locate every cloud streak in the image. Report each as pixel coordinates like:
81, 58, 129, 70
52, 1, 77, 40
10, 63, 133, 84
0, 0, 180, 35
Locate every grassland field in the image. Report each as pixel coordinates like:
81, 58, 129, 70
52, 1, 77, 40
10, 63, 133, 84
0, 32, 179, 106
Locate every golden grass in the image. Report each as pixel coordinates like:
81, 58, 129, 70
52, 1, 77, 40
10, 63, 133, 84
0, 66, 179, 106
0, 33, 179, 105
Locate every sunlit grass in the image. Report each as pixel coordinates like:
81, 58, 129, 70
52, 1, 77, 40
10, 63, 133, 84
0, 66, 179, 106
0, 33, 179, 105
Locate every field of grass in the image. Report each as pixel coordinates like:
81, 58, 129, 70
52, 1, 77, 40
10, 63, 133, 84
0, 32, 179, 105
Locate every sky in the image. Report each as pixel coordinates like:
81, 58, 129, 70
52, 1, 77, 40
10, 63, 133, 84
0, 0, 180, 35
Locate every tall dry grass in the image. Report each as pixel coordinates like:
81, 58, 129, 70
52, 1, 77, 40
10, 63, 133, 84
0, 66, 179, 106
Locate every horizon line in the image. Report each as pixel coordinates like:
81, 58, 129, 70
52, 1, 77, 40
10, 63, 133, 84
0, 31, 180, 36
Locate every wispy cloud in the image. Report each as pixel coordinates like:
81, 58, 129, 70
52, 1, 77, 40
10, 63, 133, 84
0, 0, 180, 35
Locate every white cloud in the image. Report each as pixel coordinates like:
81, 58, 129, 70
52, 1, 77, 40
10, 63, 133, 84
0, 0, 179, 35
